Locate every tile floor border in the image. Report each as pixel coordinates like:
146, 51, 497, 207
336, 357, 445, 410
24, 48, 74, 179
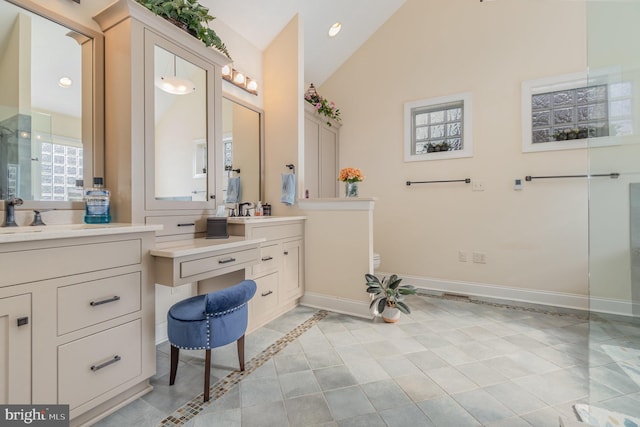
156, 309, 329, 427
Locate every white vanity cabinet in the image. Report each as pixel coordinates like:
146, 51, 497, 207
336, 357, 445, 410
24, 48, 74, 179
0, 225, 159, 426
0, 293, 31, 405
228, 217, 305, 332
94, 0, 229, 240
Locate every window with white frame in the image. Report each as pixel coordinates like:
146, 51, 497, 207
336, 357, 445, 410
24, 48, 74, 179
404, 92, 473, 161
522, 71, 633, 152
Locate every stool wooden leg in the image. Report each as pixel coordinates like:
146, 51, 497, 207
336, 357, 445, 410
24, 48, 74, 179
204, 349, 211, 402
237, 335, 245, 371
169, 345, 179, 386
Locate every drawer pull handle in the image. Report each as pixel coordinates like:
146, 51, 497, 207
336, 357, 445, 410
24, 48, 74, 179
261, 290, 273, 297
218, 257, 236, 264
90, 355, 121, 372
177, 223, 196, 227
17, 317, 29, 327
90, 296, 121, 307
261, 256, 273, 261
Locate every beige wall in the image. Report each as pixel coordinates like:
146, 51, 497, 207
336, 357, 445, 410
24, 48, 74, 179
319, 0, 590, 300
263, 14, 304, 216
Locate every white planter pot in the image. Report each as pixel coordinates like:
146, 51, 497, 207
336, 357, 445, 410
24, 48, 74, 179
382, 307, 401, 323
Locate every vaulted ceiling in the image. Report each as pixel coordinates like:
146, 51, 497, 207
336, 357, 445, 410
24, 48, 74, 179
202, 0, 407, 86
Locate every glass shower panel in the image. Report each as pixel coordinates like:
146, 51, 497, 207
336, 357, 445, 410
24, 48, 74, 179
587, 0, 640, 422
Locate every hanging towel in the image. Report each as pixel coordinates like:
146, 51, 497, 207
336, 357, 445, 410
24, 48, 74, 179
280, 173, 296, 206
225, 176, 241, 204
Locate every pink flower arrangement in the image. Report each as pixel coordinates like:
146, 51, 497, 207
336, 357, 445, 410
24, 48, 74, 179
304, 83, 341, 126
338, 167, 365, 183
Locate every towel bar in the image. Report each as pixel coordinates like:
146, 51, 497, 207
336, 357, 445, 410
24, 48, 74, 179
525, 173, 619, 181
406, 178, 471, 186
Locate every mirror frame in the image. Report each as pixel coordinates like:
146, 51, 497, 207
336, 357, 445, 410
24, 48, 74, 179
219, 93, 265, 203
2, 0, 104, 210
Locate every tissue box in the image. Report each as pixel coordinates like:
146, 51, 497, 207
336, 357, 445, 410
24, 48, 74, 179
206, 217, 228, 239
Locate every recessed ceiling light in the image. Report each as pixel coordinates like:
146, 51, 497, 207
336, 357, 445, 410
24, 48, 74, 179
328, 22, 342, 37
58, 77, 72, 88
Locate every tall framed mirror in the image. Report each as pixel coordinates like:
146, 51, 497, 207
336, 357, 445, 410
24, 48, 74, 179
0, 0, 103, 206
220, 96, 263, 204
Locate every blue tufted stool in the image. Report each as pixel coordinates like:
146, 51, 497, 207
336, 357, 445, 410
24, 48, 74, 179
167, 280, 257, 402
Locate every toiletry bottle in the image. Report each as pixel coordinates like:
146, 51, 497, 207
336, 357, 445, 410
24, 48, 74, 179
84, 177, 111, 224
255, 201, 263, 216
263, 203, 271, 216
71, 179, 84, 202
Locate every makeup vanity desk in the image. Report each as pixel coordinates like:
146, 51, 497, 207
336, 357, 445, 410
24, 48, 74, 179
150, 216, 306, 332
150, 236, 265, 287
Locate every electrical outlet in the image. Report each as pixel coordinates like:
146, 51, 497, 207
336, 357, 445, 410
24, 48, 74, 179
458, 251, 468, 262
472, 182, 484, 191
472, 252, 487, 264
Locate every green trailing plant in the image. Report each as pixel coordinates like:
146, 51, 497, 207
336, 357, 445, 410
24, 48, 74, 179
365, 274, 417, 315
136, 0, 232, 60
304, 84, 341, 126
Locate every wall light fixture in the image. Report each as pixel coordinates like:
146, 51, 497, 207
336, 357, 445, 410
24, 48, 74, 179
222, 65, 258, 96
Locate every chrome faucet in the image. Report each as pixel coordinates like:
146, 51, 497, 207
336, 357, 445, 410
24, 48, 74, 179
3, 196, 23, 227
238, 202, 251, 217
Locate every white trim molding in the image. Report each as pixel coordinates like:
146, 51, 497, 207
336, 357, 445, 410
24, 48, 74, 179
298, 198, 376, 211
300, 292, 373, 319
377, 271, 638, 317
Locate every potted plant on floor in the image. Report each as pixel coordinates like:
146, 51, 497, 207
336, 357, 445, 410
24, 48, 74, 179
365, 274, 417, 323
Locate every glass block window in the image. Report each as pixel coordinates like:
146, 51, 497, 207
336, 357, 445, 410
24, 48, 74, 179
531, 85, 609, 143
404, 92, 473, 162
39, 142, 83, 201
522, 72, 633, 152
412, 102, 463, 154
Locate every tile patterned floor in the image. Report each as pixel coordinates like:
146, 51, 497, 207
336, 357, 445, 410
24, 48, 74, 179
93, 294, 640, 427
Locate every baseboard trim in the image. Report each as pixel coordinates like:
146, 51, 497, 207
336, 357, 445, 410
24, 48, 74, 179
300, 292, 373, 319
156, 321, 168, 346
376, 271, 636, 317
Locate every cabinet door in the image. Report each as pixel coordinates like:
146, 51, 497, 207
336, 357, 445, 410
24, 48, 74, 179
249, 272, 279, 331
319, 126, 338, 198
144, 30, 217, 211
281, 240, 303, 301
304, 116, 320, 198
0, 294, 31, 404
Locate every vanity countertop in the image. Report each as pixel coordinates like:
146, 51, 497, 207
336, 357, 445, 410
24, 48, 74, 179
227, 216, 306, 224
150, 235, 266, 258
0, 223, 162, 244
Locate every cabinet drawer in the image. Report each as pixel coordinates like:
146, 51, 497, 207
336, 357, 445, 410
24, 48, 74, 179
251, 273, 279, 319
58, 319, 141, 410
57, 272, 141, 335
252, 244, 280, 276
146, 215, 207, 237
251, 223, 303, 241
180, 247, 259, 279
0, 240, 141, 287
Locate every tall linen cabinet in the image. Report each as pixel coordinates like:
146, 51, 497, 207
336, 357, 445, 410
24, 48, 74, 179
94, 0, 229, 240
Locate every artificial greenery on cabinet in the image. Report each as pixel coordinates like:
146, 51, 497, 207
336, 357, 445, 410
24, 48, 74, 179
136, 0, 232, 60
